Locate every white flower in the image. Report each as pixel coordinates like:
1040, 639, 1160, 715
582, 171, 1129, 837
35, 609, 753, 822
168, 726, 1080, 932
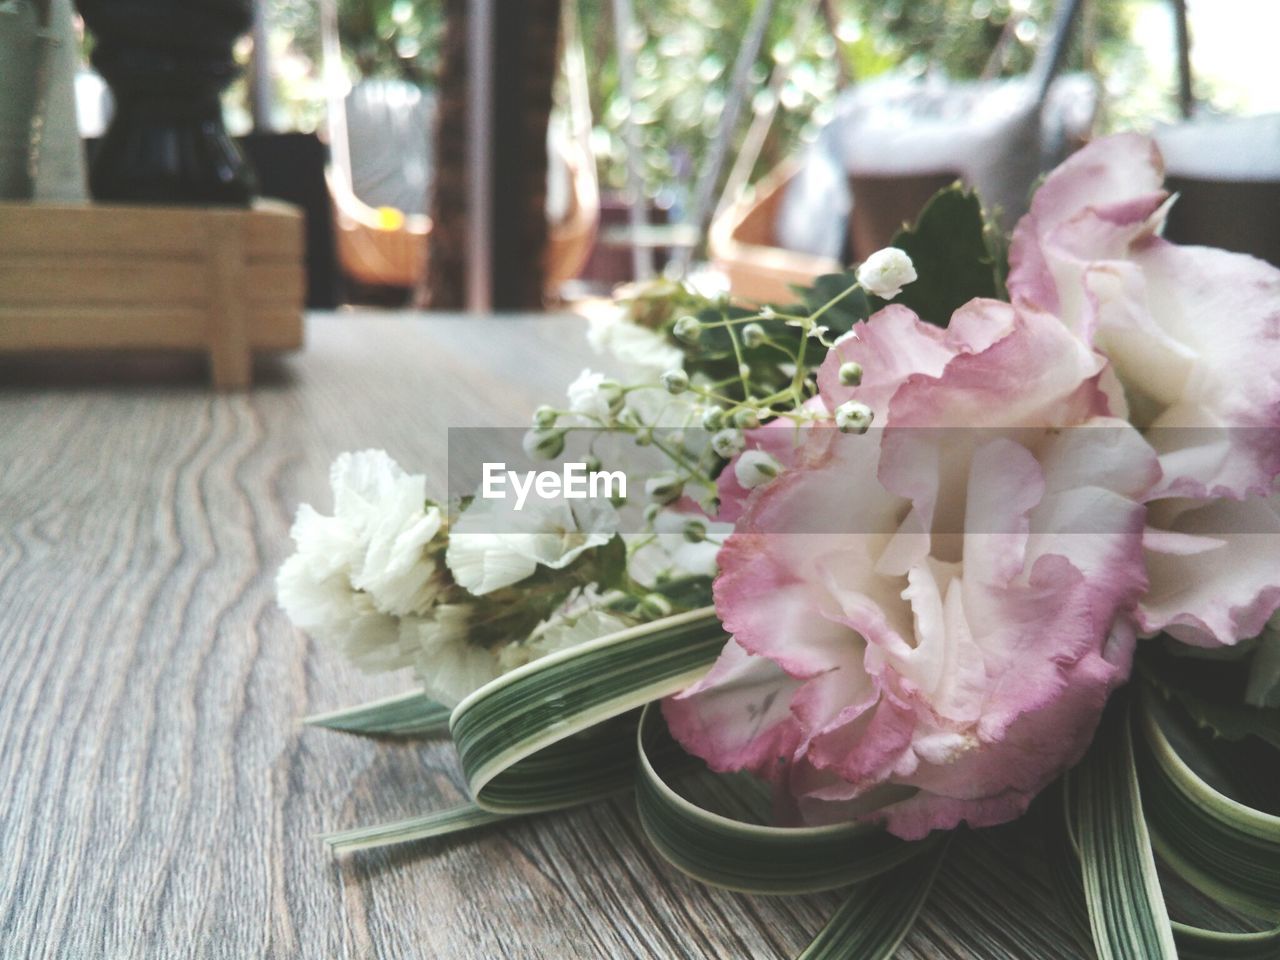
733, 449, 782, 489
278, 547, 409, 670
587, 304, 685, 376
276, 450, 444, 669
446, 495, 619, 596
497, 608, 628, 672
856, 247, 917, 299
623, 381, 704, 428
401, 605, 503, 707
650, 509, 733, 578
566, 369, 623, 424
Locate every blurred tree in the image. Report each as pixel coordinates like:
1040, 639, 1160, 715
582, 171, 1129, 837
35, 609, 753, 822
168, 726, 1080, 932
273, 0, 445, 85
578, 0, 1131, 213
260, 0, 1140, 230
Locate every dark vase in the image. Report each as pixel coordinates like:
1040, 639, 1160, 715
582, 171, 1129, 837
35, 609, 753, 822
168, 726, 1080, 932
74, 0, 257, 205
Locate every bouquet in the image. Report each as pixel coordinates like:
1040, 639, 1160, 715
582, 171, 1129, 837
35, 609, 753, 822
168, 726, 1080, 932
279, 135, 1280, 959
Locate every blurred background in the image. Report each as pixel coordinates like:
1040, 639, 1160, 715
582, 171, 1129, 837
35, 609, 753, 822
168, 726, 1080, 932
4, 0, 1278, 325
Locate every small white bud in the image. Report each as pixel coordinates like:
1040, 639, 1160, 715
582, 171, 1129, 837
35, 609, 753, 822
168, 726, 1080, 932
856, 247, 917, 300
523, 428, 566, 460
758, 306, 776, 319
645, 472, 684, 505
584, 453, 603, 473
532, 404, 558, 428
643, 502, 661, 525
711, 428, 746, 459
700, 406, 726, 431
838, 361, 863, 387
733, 449, 782, 489
682, 519, 707, 543
660, 369, 690, 394
738, 363, 751, 381
673, 315, 703, 343
742, 323, 766, 348
732, 407, 760, 429
834, 400, 874, 434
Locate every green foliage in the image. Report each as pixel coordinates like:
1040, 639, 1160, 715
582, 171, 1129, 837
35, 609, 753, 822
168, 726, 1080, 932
798, 272, 872, 333
1069, 697, 1179, 960
636, 703, 930, 894
305, 689, 452, 736
272, 0, 444, 85
885, 183, 1003, 326
1141, 641, 1280, 753
578, 0, 1132, 206
257, 0, 1149, 198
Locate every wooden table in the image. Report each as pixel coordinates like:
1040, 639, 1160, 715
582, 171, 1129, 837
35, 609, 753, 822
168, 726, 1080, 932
0, 313, 1083, 959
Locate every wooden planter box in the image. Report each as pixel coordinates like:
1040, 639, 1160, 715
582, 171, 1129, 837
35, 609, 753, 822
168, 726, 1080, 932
0, 200, 305, 389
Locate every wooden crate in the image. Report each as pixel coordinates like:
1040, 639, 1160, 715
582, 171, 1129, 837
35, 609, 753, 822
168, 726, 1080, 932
0, 200, 305, 389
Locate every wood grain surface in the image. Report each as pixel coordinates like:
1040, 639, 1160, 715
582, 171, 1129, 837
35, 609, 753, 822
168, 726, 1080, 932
0, 313, 1087, 959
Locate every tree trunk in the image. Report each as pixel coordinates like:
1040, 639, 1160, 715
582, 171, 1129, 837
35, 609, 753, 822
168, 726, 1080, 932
425, 0, 561, 310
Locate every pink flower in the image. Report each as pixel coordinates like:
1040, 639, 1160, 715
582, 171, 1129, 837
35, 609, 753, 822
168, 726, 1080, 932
715, 397, 826, 523
665, 301, 1159, 839
1009, 133, 1280, 500
1009, 134, 1280, 646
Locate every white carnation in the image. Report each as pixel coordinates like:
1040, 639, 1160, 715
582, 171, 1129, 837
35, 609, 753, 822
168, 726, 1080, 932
277, 542, 410, 670
446, 495, 619, 596
587, 305, 684, 376
401, 605, 504, 707
276, 450, 444, 670
497, 608, 629, 672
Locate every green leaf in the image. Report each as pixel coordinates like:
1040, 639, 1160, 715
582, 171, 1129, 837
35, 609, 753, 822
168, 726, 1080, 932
797, 842, 948, 960
1246, 627, 1280, 707
322, 803, 510, 854
1038, 780, 1096, 955
634, 703, 930, 895
1160, 683, 1280, 753
1140, 643, 1280, 751
1069, 696, 1178, 960
1136, 687, 1280, 922
591, 534, 630, 592
303, 689, 451, 737
885, 184, 1001, 327
1171, 921, 1280, 960
450, 607, 727, 814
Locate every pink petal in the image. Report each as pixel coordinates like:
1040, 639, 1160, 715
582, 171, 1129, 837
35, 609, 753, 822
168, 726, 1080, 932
1139, 495, 1280, 646
663, 640, 803, 781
